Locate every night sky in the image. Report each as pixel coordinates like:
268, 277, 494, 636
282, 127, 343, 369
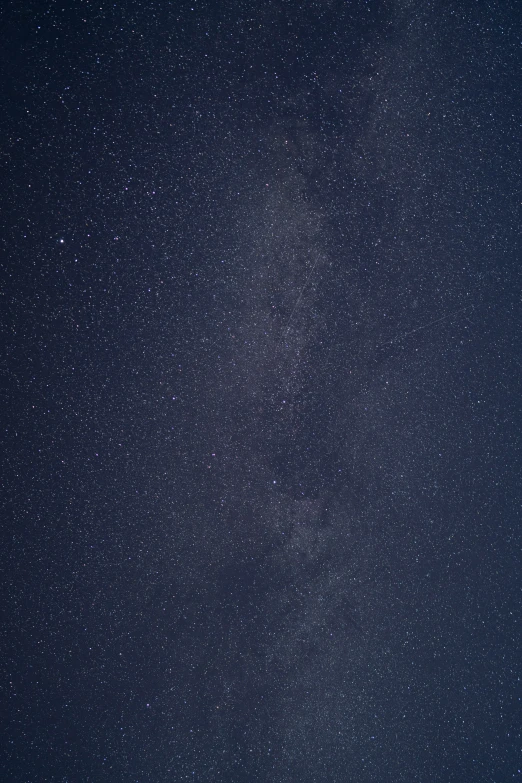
2, 1, 521, 781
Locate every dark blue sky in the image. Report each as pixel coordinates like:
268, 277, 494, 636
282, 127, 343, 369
2, 1, 520, 781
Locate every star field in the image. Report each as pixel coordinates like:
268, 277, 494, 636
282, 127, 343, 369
2, 1, 521, 781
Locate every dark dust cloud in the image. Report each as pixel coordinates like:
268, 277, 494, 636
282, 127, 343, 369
2, 1, 520, 781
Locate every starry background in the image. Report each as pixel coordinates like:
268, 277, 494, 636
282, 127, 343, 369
1, 0, 521, 781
